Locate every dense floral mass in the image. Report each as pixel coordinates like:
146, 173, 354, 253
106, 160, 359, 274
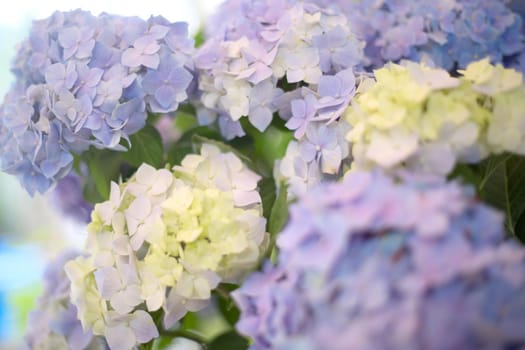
314, 0, 525, 71
233, 171, 525, 349
0, 10, 195, 194
195, 0, 364, 137
2, 0, 525, 349
345, 59, 525, 175
65, 144, 267, 350
26, 251, 107, 350
197, 0, 366, 198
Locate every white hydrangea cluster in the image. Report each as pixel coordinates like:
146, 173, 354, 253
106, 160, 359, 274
345, 59, 525, 176
65, 144, 267, 350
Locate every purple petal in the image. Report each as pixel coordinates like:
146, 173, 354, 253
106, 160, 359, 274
154, 85, 176, 109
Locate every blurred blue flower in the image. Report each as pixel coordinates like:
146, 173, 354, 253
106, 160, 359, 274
26, 250, 107, 350
316, 0, 525, 72
233, 171, 525, 349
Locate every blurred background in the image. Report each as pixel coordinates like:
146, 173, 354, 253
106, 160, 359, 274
0, 0, 221, 347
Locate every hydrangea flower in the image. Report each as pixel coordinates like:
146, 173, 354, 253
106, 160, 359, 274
273, 69, 357, 198
0, 10, 194, 195
314, 0, 525, 72
65, 144, 267, 350
26, 250, 107, 350
195, 0, 364, 138
233, 171, 525, 349
345, 59, 525, 175
275, 120, 350, 199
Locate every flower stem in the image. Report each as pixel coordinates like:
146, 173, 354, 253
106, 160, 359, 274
215, 284, 232, 300
161, 329, 208, 349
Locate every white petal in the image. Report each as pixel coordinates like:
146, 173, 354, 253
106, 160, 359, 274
110, 290, 135, 315
233, 190, 261, 207
94, 267, 122, 299
135, 163, 157, 186
130, 310, 159, 344
185, 298, 210, 312
146, 288, 164, 311
105, 324, 136, 350
149, 169, 173, 195
112, 235, 131, 256
109, 182, 122, 206
130, 225, 148, 250
126, 196, 152, 221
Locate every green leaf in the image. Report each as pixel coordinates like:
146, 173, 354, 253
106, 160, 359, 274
152, 337, 174, 350
478, 153, 525, 242
207, 331, 249, 350
259, 177, 277, 221
266, 183, 289, 261
174, 111, 197, 133
181, 312, 199, 331
121, 125, 164, 168
217, 297, 240, 327
448, 163, 482, 188
215, 283, 240, 326
194, 29, 205, 48
86, 154, 110, 200
240, 119, 293, 171
166, 126, 221, 166
84, 150, 122, 201
268, 183, 288, 235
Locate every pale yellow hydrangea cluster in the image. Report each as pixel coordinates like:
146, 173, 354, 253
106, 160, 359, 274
65, 144, 267, 350
345, 58, 525, 175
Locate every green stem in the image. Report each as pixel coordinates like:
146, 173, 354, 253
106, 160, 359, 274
214, 285, 232, 301
161, 330, 208, 349
138, 341, 154, 350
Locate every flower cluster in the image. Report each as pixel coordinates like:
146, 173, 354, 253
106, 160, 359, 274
65, 144, 267, 350
26, 251, 107, 350
197, 0, 365, 201
195, 0, 364, 137
315, 0, 525, 71
233, 171, 525, 349
0, 10, 194, 194
274, 119, 350, 198
345, 59, 525, 175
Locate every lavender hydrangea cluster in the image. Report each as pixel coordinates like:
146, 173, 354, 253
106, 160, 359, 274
0, 10, 194, 195
26, 250, 107, 350
233, 171, 525, 349
195, 0, 364, 138
273, 68, 356, 198
314, 0, 524, 72
274, 118, 350, 198
198, 0, 364, 198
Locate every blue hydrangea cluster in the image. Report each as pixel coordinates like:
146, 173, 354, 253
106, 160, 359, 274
26, 250, 107, 350
314, 0, 524, 72
0, 10, 195, 194
195, 0, 364, 138
233, 171, 525, 349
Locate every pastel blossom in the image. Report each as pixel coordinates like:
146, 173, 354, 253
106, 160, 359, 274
66, 144, 267, 350
234, 171, 525, 349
